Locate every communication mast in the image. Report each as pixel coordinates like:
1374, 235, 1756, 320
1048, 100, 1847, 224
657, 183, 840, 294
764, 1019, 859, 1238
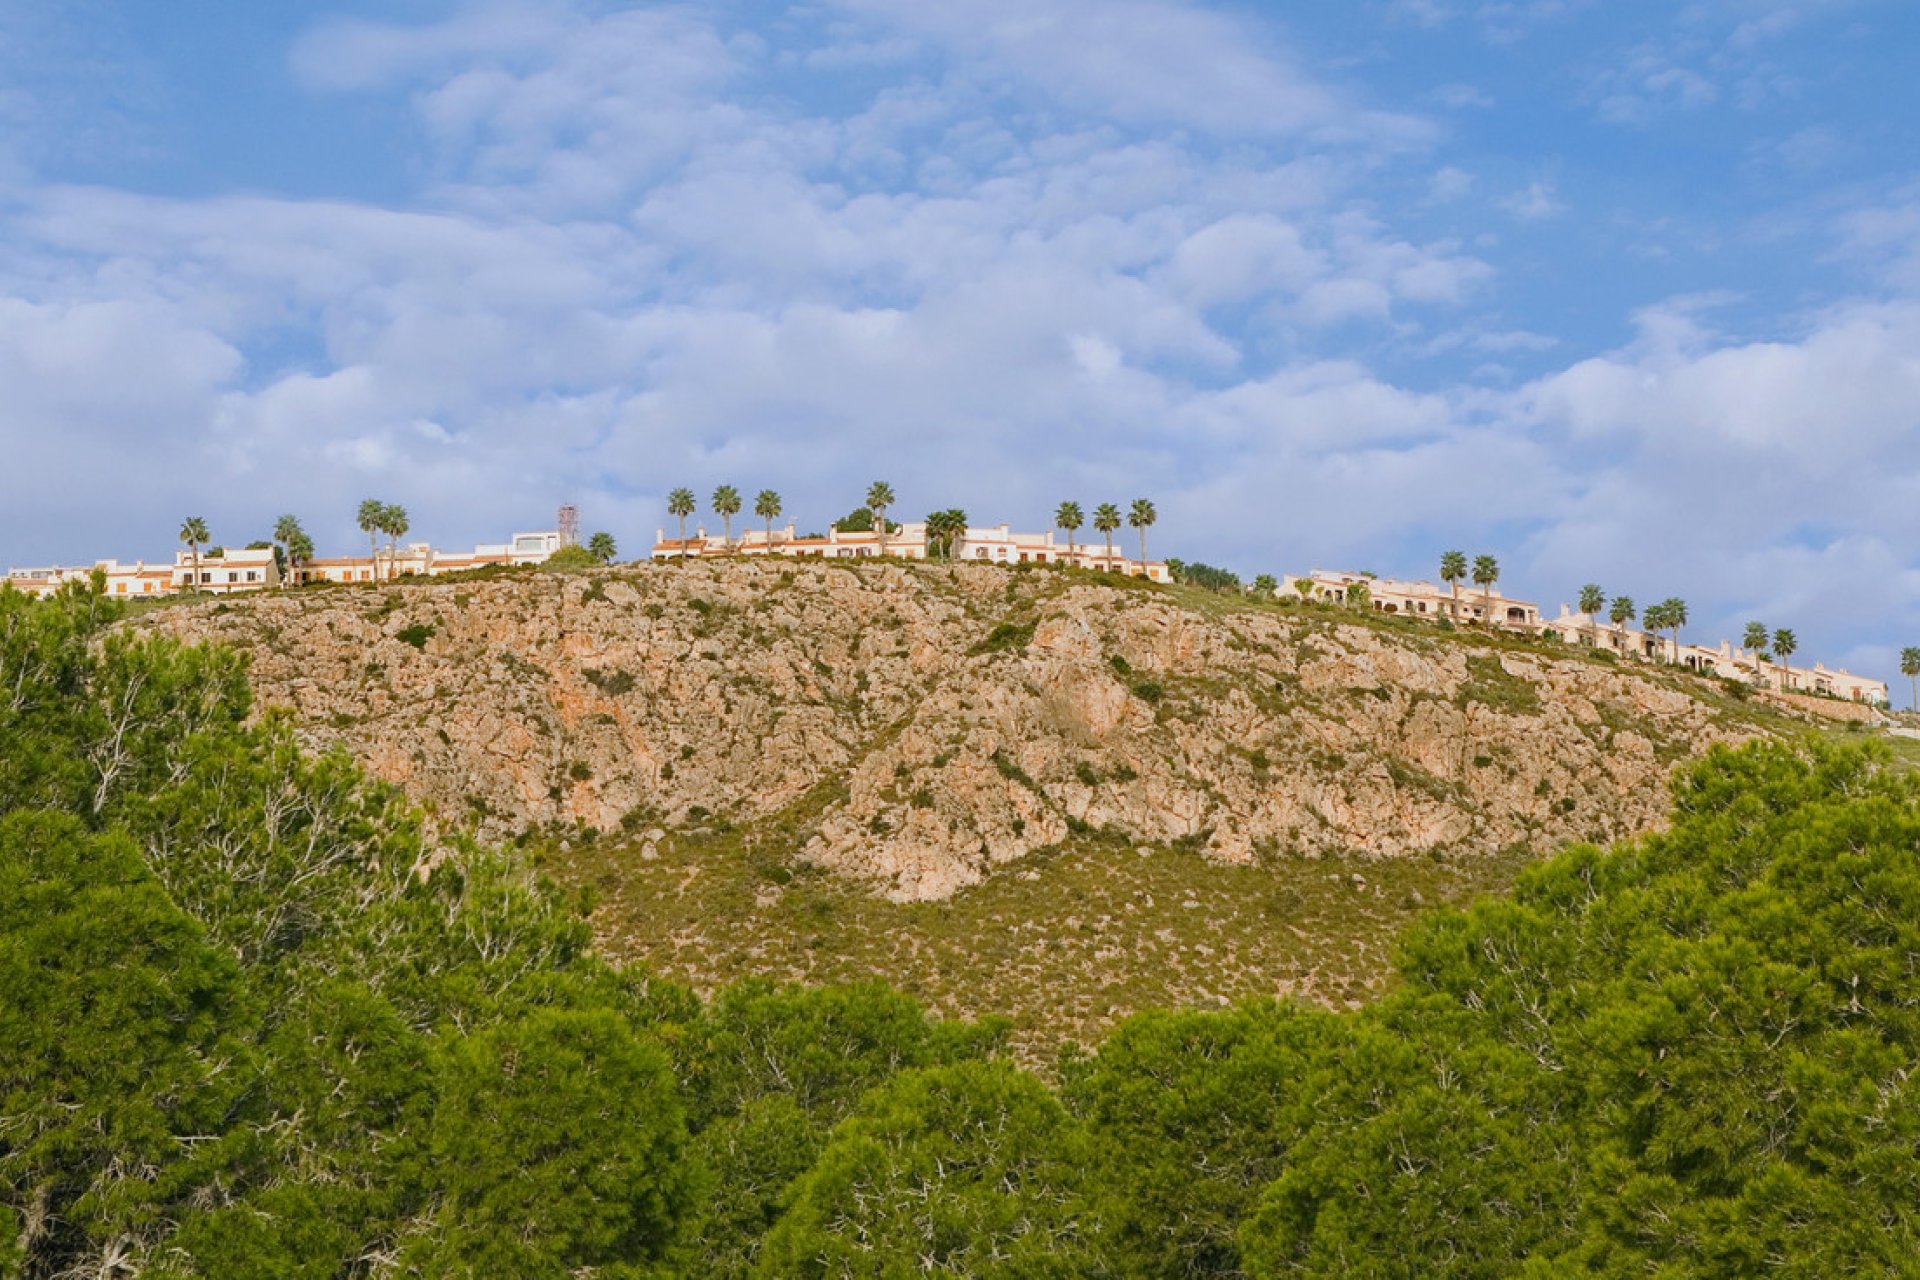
557, 504, 580, 547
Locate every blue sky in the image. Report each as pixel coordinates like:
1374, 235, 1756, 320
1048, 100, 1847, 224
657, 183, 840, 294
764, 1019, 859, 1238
4, 0, 1920, 681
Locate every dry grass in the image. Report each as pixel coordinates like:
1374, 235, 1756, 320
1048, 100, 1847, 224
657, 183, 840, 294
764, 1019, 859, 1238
545, 826, 1534, 1064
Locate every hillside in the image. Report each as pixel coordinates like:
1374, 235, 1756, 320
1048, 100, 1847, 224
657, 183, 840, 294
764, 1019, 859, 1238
141, 560, 1788, 1045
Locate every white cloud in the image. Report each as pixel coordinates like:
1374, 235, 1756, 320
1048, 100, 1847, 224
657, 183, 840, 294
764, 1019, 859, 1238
1502, 180, 1566, 221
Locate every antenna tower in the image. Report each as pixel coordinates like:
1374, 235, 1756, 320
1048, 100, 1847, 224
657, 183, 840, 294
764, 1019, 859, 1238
557, 504, 580, 547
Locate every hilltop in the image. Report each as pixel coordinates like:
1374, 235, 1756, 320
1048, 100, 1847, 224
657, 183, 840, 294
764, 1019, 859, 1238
143, 558, 1792, 1044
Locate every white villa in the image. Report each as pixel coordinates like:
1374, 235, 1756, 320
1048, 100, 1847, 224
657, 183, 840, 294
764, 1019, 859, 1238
1288, 570, 1886, 707
652, 519, 1171, 582
1292, 569, 1542, 630
6, 530, 566, 599
1545, 607, 1887, 705
289, 531, 564, 585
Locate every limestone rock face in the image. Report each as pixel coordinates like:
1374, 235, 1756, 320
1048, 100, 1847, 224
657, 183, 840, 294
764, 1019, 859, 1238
143, 561, 1754, 901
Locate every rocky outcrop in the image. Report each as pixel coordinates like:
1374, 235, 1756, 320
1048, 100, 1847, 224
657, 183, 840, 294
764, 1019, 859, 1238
144, 560, 1759, 900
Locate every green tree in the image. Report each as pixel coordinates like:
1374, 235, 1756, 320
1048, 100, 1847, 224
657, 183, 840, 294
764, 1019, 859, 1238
1744, 620, 1770, 683
755, 489, 783, 554
272, 514, 306, 588
1093, 503, 1122, 568
1253, 574, 1277, 598
1439, 550, 1467, 619
1056, 500, 1084, 561
668, 487, 697, 562
178, 515, 210, 592
586, 531, 617, 564
1650, 595, 1688, 659
924, 509, 969, 560
866, 481, 895, 557
758, 1061, 1105, 1278
1294, 577, 1316, 603
356, 499, 385, 581
407, 1007, 694, 1277
1471, 554, 1499, 625
1345, 580, 1371, 610
1608, 594, 1636, 632
380, 502, 410, 580
712, 485, 742, 550
683, 981, 1007, 1275
1772, 627, 1798, 689
1578, 583, 1606, 646
0, 812, 254, 1275
1901, 646, 1920, 711
1068, 1001, 1346, 1277
1129, 497, 1157, 571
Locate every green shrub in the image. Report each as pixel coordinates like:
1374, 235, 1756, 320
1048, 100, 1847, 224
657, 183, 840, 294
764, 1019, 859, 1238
1131, 680, 1164, 704
971, 620, 1037, 655
395, 623, 435, 650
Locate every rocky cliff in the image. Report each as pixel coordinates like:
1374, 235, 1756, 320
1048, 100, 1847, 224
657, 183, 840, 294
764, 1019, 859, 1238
144, 560, 1765, 901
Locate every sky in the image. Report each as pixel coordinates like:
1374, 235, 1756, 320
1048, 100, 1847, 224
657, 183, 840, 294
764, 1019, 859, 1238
3, 0, 1920, 680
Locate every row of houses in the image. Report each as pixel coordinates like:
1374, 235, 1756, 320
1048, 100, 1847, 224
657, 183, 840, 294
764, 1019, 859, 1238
4, 530, 567, 600
651, 520, 1173, 581
1297, 569, 1888, 705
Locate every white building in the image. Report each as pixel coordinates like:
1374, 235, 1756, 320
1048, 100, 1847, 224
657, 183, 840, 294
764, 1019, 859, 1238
1292, 569, 1541, 630
652, 519, 1171, 581
1545, 607, 1888, 705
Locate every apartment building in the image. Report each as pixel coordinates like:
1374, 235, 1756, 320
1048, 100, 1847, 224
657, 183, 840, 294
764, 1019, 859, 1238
172, 547, 280, 593
652, 520, 1172, 581
1293, 570, 1542, 630
1543, 607, 1888, 704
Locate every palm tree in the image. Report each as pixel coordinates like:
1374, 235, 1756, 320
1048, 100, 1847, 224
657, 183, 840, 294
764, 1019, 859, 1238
1055, 501, 1083, 562
1439, 550, 1467, 620
866, 482, 895, 558
755, 489, 783, 554
1743, 621, 1769, 684
1658, 597, 1689, 660
1609, 595, 1635, 629
1345, 581, 1371, 610
272, 514, 305, 587
711, 485, 742, 550
286, 529, 314, 584
357, 499, 385, 580
1641, 602, 1669, 658
1128, 498, 1157, 572
1772, 628, 1797, 691
587, 532, 617, 564
1471, 554, 1499, 625
1577, 583, 1606, 647
667, 488, 696, 562
1093, 503, 1121, 569
380, 503, 409, 580
1294, 578, 1316, 603
1900, 647, 1920, 712
178, 516, 210, 593
1253, 574, 1277, 598
923, 509, 968, 560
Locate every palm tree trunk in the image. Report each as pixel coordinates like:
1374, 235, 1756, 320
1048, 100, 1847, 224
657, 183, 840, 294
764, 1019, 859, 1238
369, 532, 380, 581
191, 545, 201, 594
1104, 531, 1113, 566
677, 515, 688, 564
877, 507, 887, 558
1138, 529, 1147, 571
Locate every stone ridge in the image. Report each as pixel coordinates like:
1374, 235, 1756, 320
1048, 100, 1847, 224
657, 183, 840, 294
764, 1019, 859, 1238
141, 560, 1758, 901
